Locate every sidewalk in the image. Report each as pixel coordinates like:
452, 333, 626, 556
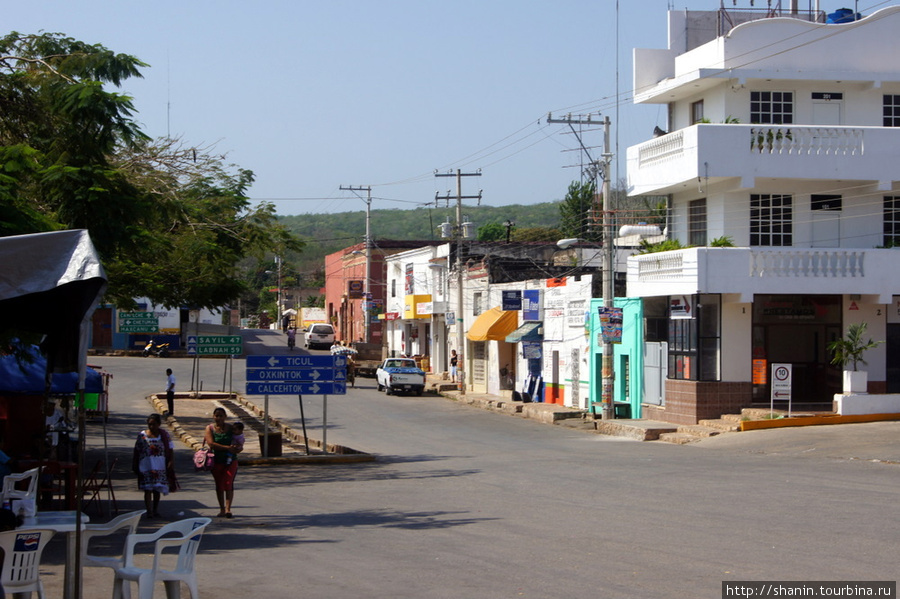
423, 374, 900, 462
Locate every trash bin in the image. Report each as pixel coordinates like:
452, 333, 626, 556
614, 402, 632, 419
258, 433, 282, 457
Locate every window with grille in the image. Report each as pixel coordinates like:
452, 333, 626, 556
750, 194, 793, 246
473, 292, 483, 317
689, 199, 707, 246
884, 196, 900, 246
883, 95, 900, 127
751, 91, 793, 124
667, 294, 721, 381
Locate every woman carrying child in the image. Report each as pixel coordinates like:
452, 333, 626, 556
204, 407, 243, 518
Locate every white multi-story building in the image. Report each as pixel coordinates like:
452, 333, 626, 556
625, 5, 900, 424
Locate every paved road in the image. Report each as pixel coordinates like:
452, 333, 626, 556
43, 330, 899, 598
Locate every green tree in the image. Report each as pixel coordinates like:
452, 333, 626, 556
558, 180, 601, 242
477, 222, 505, 241
0, 32, 301, 309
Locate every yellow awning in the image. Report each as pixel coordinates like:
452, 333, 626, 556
467, 306, 518, 341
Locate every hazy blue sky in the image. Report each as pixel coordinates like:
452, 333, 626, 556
5, 1, 855, 216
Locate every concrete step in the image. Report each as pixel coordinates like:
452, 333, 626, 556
657, 432, 703, 445
697, 418, 741, 432
595, 419, 679, 441
676, 424, 723, 438
721, 413, 744, 424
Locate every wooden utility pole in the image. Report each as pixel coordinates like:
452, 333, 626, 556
340, 185, 372, 343
435, 170, 482, 395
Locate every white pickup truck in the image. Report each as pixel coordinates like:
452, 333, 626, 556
376, 358, 426, 396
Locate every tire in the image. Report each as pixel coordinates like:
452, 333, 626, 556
385, 386, 393, 395
376, 382, 383, 392
416, 389, 423, 396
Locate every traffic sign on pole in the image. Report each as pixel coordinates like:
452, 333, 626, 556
246, 354, 347, 395
118, 312, 159, 333
187, 335, 243, 355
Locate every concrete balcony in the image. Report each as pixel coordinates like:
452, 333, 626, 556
626, 124, 900, 196
627, 247, 900, 302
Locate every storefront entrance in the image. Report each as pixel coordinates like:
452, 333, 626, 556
752, 295, 842, 405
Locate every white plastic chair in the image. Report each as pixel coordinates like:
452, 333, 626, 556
112, 517, 211, 599
81, 510, 145, 570
0, 528, 56, 599
2, 467, 41, 503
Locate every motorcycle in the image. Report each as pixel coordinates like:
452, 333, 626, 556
143, 339, 170, 357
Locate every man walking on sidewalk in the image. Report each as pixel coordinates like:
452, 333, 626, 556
165, 368, 176, 415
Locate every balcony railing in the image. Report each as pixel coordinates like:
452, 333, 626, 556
748, 250, 865, 278
626, 247, 900, 301
749, 127, 864, 156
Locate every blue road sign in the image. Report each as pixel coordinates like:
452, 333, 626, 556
245, 354, 346, 395
246, 381, 346, 395
246, 355, 346, 369
246, 368, 345, 382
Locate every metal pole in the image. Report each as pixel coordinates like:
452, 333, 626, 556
364, 190, 372, 343
601, 116, 615, 421
455, 170, 466, 395
323, 394, 328, 453
276, 255, 283, 332
263, 394, 270, 457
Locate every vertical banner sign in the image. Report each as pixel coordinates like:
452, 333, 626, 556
523, 289, 541, 321
597, 307, 623, 344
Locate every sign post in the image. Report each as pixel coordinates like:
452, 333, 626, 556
246, 355, 347, 455
770, 363, 793, 417
117, 311, 159, 333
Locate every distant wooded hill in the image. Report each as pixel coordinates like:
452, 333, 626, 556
280, 202, 562, 274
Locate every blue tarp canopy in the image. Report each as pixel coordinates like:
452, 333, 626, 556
0, 346, 102, 395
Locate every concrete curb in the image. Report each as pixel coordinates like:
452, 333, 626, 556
148, 393, 376, 465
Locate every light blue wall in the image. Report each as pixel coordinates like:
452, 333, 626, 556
589, 297, 644, 418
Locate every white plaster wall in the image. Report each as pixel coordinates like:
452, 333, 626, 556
840, 296, 887, 380
721, 299, 752, 382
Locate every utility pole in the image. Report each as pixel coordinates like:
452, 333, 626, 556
435, 169, 482, 396
340, 185, 372, 343
547, 113, 615, 419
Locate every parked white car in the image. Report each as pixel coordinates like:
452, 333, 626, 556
304, 323, 335, 350
376, 358, 426, 396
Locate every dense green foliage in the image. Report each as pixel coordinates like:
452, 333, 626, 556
0, 32, 301, 309
279, 202, 563, 273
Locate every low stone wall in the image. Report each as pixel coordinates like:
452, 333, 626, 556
834, 393, 900, 416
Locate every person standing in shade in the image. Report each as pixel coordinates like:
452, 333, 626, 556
449, 349, 458, 383
132, 413, 176, 518
165, 368, 176, 416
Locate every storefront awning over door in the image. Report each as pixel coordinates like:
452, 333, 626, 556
466, 306, 518, 341
505, 321, 543, 343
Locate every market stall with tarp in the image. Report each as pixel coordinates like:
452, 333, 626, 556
0, 229, 107, 594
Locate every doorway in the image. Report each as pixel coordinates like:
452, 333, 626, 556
752, 295, 842, 404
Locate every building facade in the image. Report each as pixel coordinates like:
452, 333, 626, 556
625, 6, 900, 423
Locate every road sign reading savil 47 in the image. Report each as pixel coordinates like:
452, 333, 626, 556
246, 355, 347, 395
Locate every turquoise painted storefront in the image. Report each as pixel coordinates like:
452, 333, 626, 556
589, 297, 643, 418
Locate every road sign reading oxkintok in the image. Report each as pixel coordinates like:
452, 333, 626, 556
246, 354, 347, 395
187, 335, 243, 355
118, 311, 159, 333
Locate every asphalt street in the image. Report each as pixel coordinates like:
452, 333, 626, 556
37, 330, 900, 599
